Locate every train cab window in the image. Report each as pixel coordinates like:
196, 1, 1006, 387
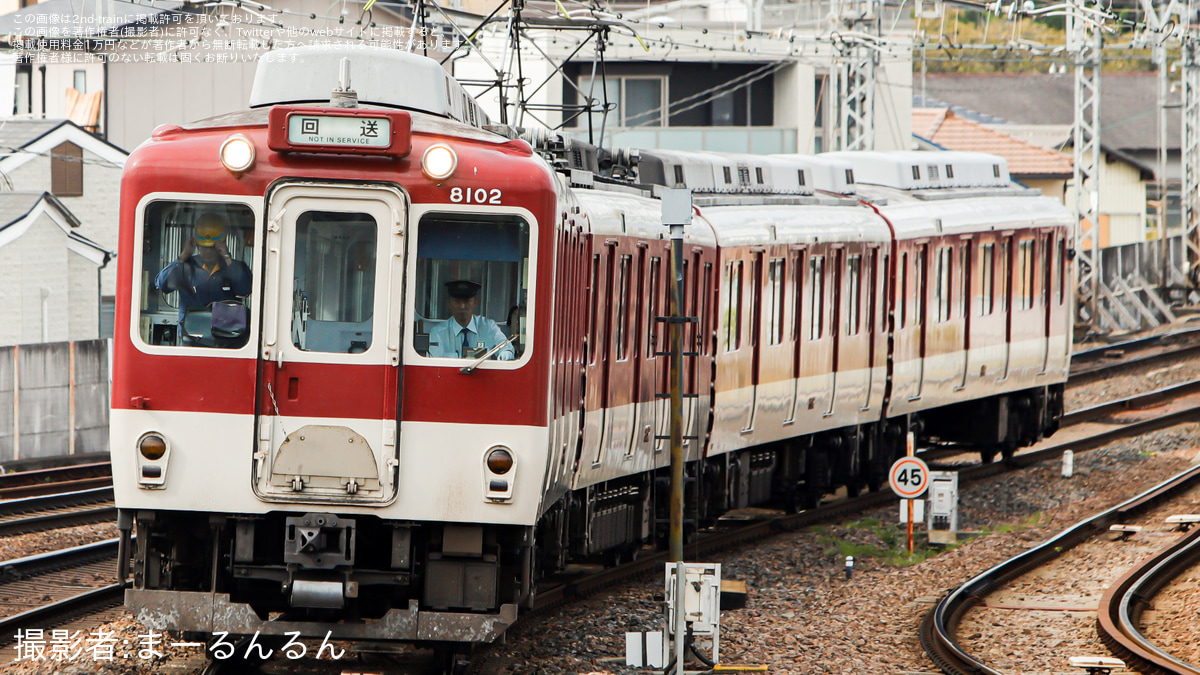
980, 243, 995, 316
137, 200, 256, 349
291, 211, 377, 353
412, 213, 531, 361
808, 255, 824, 340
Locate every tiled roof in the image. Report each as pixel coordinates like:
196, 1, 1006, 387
913, 107, 1073, 179
916, 72, 1177, 151
0, 119, 66, 151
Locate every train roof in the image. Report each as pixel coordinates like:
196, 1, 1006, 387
573, 189, 717, 248
861, 185, 1075, 238
698, 202, 892, 248
823, 151, 1012, 190
249, 45, 491, 130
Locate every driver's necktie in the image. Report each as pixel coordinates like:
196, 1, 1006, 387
461, 329, 472, 357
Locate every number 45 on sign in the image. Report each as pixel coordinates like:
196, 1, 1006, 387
889, 456, 930, 499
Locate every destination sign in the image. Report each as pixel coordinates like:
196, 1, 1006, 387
287, 115, 391, 148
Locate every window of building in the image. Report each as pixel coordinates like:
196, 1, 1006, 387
73, 70, 86, 94
136, 200, 256, 349
578, 75, 666, 129
51, 142, 82, 197
412, 213, 531, 360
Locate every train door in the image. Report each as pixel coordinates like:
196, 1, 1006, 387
824, 248, 843, 416
255, 184, 405, 504
626, 246, 648, 456
743, 252, 764, 431
604, 249, 634, 461
912, 244, 928, 400
584, 248, 613, 466
1039, 232, 1053, 373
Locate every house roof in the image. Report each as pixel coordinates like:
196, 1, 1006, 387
0, 0, 184, 39
912, 107, 1073, 179
916, 72, 1179, 152
0, 119, 128, 174
0, 191, 110, 265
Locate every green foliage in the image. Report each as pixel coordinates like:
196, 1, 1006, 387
913, 9, 1154, 74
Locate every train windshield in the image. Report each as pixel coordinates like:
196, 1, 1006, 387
290, 211, 378, 354
137, 200, 256, 349
412, 213, 530, 362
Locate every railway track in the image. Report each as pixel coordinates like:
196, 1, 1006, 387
528, 376, 1200, 621
0, 462, 113, 500
1069, 326, 1200, 384
1097, 513, 1200, 674
0, 487, 115, 537
0, 540, 124, 648
919, 460, 1200, 675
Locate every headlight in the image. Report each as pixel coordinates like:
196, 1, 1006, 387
139, 434, 167, 460
220, 134, 256, 173
486, 446, 513, 474
422, 143, 457, 181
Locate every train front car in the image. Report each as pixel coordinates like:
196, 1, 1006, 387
111, 47, 557, 644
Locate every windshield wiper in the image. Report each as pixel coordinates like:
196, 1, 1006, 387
459, 334, 518, 375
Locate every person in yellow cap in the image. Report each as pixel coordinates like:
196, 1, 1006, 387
155, 212, 252, 325
427, 280, 514, 360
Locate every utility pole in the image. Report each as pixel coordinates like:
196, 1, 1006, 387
1070, 0, 1104, 331
1184, 36, 1200, 290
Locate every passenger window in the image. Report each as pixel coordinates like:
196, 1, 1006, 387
846, 255, 861, 335
412, 213, 530, 361
934, 246, 951, 323
767, 258, 785, 345
723, 260, 743, 352
137, 200, 255, 349
291, 211, 377, 354
980, 243, 995, 316
809, 255, 824, 340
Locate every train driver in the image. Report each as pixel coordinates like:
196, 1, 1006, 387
155, 212, 252, 326
427, 280, 515, 360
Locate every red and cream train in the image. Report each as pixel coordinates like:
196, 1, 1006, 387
111, 45, 1072, 646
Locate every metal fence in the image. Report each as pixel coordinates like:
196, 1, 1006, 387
0, 340, 109, 461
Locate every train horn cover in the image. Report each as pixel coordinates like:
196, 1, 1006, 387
422, 144, 457, 181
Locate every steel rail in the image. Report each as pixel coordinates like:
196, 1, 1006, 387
1097, 522, 1200, 674
0, 487, 116, 537
1070, 327, 1200, 384
0, 476, 113, 500
920, 463, 1200, 675
538, 382, 1200, 614
0, 583, 125, 646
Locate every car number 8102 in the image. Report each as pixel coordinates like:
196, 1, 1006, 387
450, 187, 502, 204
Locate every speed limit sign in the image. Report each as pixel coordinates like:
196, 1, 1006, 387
889, 457, 930, 499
